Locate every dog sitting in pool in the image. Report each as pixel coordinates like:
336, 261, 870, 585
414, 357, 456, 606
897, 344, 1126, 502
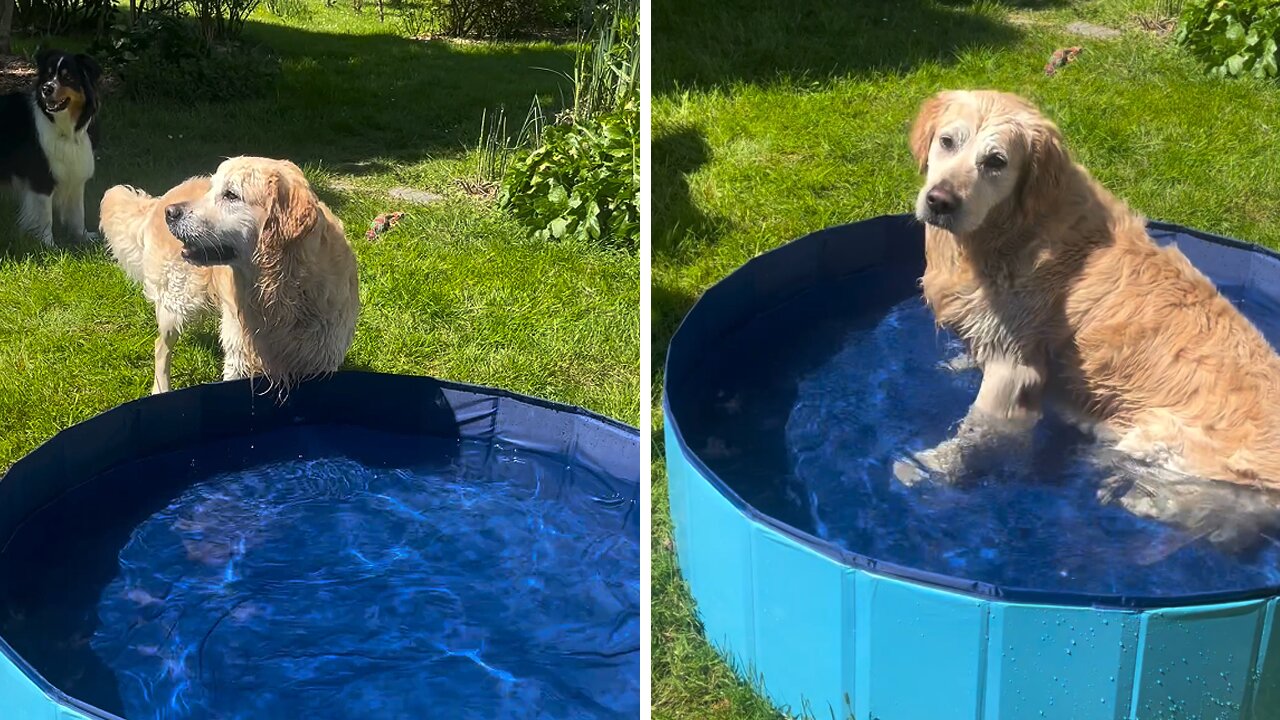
101, 157, 359, 394
894, 90, 1280, 550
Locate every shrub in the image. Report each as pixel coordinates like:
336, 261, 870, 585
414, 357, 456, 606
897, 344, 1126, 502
1176, 0, 1280, 79
185, 0, 262, 43
397, 0, 585, 39
396, 0, 435, 37
500, 100, 638, 250
264, 0, 307, 19
495, 0, 638, 250
93, 14, 279, 101
15, 0, 114, 35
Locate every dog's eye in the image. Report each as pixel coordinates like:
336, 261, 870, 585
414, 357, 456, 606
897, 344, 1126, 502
981, 154, 1007, 171
939, 135, 955, 151
222, 189, 240, 202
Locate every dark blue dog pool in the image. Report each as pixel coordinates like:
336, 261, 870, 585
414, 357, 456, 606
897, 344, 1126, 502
0, 373, 640, 720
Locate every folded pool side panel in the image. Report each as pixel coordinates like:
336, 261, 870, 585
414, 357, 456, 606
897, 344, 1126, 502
664, 214, 1280, 720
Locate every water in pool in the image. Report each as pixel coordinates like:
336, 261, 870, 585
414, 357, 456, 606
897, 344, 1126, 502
686, 284, 1280, 598
0, 426, 638, 719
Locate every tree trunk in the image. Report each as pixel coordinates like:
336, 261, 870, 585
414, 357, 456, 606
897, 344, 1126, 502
376, 0, 383, 22
0, 0, 14, 56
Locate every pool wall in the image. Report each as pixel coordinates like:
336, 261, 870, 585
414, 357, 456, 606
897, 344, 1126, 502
1, 372, 640, 720
664, 214, 1280, 720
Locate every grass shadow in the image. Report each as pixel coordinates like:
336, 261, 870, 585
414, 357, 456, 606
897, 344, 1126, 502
653, 0, 1048, 93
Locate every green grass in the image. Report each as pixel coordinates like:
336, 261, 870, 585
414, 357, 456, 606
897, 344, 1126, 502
0, 1, 639, 470
652, 0, 1280, 717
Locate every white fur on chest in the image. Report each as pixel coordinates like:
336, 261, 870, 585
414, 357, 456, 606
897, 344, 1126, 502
31, 100, 94, 185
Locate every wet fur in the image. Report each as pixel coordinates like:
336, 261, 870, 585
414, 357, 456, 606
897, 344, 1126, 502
902, 90, 1280, 541
101, 157, 359, 394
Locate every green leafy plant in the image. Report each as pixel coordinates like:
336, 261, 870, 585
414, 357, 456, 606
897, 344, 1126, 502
500, 100, 638, 250
492, 0, 638, 250
1176, 0, 1280, 79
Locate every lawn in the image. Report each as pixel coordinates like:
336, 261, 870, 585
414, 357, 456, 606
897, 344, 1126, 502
0, 1, 640, 470
651, 0, 1280, 717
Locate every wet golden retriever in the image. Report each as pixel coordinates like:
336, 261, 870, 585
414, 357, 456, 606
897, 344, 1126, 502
101, 157, 359, 394
897, 90, 1280, 546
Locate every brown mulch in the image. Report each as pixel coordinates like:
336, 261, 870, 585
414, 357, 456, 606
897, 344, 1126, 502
0, 53, 121, 96
0, 53, 36, 95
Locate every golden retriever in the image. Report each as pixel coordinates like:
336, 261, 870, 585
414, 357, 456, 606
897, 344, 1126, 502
896, 90, 1280, 546
101, 157, 359, 394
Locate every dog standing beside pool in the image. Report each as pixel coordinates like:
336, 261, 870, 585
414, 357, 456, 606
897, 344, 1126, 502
0, 49, 101, 246
101, 157, 360, 394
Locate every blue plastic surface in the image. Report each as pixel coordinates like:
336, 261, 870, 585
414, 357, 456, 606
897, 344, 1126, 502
664, 214, 1280, 719
0, 372, 640, 719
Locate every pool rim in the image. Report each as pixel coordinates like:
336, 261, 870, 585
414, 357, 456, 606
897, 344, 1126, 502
663, 213, 1280, 611
0, 371, 640, 720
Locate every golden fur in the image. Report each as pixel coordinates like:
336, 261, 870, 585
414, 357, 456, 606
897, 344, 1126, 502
903, 90, 1280, 509
100, 157, 359, 394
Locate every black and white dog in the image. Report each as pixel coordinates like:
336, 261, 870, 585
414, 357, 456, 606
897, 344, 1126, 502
0, 49, 101, 246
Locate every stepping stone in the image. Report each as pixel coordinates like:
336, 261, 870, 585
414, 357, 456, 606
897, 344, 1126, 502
1066, 21, 1121, 39
389, 187, 445, 205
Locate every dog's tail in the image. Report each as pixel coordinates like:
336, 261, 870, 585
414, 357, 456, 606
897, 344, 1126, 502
100, 185, 157, 285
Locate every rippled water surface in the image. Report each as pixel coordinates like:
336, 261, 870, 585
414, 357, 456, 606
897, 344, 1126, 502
684, 284, 1280, 598
2, 426, 639, 719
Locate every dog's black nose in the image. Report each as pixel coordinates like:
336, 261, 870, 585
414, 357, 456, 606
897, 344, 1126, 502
165, 204, 184, 223
40, 82, 55, 97
925, 184, 960, 215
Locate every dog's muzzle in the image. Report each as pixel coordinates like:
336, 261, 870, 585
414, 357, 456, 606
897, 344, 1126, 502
167, 202, 237, 265
39, 82, 69, 113
920, 181, 962, 229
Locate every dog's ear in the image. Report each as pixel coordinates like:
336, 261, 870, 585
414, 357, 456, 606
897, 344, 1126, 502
77, 54, 102, 85
263, 165, 318, 248
1019, 118, 1070, 207
34, 47, 55, 69
909, 92, 952, 174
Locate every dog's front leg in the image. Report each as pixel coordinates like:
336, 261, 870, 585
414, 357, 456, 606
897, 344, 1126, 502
55, 182, 91, 243
19, 189, 54, 247
219, 305, 253, 381
896, 356, 1044, 484
152, 309, 183, 394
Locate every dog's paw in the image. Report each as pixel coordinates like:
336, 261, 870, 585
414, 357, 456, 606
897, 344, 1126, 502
67, 228, 98, 244
941, 353, 978, 373
893, 457, 931, 486
894, 443, 966, 486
